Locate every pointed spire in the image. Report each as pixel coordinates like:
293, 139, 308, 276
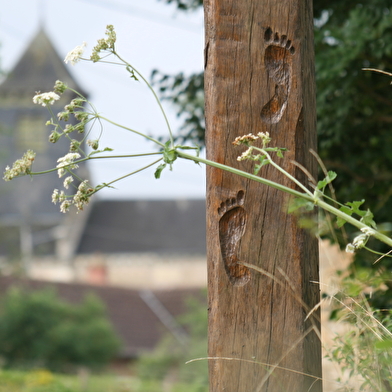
0, 27, 87, 99
38, 0, 46, 30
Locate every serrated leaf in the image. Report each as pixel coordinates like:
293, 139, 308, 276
346, 200, 366, 216
340, 206, 353, 215
317, 171, 337, 190
360, 209, 377, 229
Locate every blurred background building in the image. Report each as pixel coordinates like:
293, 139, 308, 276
0, 27, 207, 359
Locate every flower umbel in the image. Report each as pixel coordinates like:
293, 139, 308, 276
345, 227, 376, 253
233, 133, 259, 146
3, 150, 36, 181
56, 153, 80, 178
73, 180, 94, 211
33, 92, 60, 107
53, 80, 67, 94
63, 176, 74, 189
64, 42, 87, 65
91, 25, 117, 62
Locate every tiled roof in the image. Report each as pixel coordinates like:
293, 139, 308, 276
0, 276, 206, 358
77, 199, 207, 255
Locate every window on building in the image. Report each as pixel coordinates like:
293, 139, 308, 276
16, 115, 47, 152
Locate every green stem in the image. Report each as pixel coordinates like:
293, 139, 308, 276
176, 151, 392, 248
30, 152, 163, 176
97, 115, 165, 147
260, 148, 314, 198
177, 150, 313, 199
91, 157, 163, 193
112, 51, 174, 146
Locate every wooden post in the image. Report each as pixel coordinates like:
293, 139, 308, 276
204, 1, 322, 391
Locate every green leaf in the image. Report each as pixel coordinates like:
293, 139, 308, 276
336, 217, 346, 228
360, 209, 377, 229
336, 206, 352, 228
288, 197, 314, 213
154, 163, 166, 179
253, 156, 270, 174
317, 171, 337, 190
345, 200, 366, 216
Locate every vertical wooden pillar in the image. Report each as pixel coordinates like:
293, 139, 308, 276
204, 1, 321, 391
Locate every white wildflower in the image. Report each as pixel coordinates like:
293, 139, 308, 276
56, 153, 80, 178
257, 132, 270, 140
233, 133, 258, 146
257, 132, 271, 146
87, 139, 99, 150
33, 92, 60, 107
64, 42, 87, 65
58, 191, 66, 202
346, 231, 371, 254
352, 233, 368, 249
3, 150, 36, 181
360, 227, 376, 236
60, 200, 71, 213
63, 176, 74, 189
237, 147, 253, 161
73, 180, 93, 211
52, 189, 59, 204
345, 243, 355, 253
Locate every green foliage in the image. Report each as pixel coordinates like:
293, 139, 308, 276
0, 369, 136, 392
326, 278, 392, 391
0, 288, 121, 372
151, 70, 205, 146
314, 3, 392, 229
135, 292, 208, 392
158, 0, 203, 12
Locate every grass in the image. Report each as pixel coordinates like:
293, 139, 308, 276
0, 369, 137, 392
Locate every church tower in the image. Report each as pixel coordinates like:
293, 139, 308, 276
0, 28, 89, 265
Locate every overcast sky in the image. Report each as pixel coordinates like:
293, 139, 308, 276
1, 0, 206, 199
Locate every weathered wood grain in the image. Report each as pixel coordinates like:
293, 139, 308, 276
204, 0, 322, 391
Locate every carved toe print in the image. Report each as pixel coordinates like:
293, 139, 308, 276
218, 190, 250, 286
261, 28, 295, 124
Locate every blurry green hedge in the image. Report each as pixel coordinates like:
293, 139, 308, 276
0, 288, 121, 372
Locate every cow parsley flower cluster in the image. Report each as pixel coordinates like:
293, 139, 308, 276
232, 133, 259, 146
52, 180, 94, 213
48, 94, 89, 144
3, 150, 36, 181
345, 227, 376, 253
90, 25, 116, 62
33, 92, 60, 107
64, 42, 87, 65
56, 153, 81, 178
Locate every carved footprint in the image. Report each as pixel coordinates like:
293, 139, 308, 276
260, 28, 295, 124
218, 190, 250, 286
